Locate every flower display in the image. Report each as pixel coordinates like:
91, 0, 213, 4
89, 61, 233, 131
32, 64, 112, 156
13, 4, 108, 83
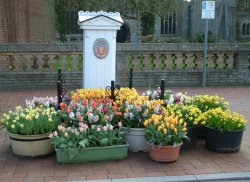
190, 94, 229, 112
26, 96, 58, 109
0, 106, 60, 135
59, 98, 117, 127
117, 96, 165, 128
144, 108, 187, 145
202, 108, 248, 131
142, 89, 190, 105
167, 104, 205, 127
50, 122, 125, 159
71, 88, 106, 101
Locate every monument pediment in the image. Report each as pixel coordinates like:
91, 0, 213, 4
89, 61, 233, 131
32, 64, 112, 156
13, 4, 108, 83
78, 11, 123, 29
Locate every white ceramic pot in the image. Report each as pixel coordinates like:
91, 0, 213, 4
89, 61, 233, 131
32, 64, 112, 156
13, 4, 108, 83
122, 127, 148, 152
8, 133, 54, 157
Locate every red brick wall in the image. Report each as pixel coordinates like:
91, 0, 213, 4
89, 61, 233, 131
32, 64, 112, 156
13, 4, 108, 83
0, 0, 55, 43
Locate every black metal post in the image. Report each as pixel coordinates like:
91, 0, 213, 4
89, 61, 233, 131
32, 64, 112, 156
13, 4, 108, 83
129, 68, 133, 89
110, 80, 115, 101
160, 79, 165, 100
57, 69, 62, 110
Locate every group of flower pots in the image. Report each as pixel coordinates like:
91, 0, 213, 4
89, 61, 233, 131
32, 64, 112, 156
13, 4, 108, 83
0, 88, 248, 163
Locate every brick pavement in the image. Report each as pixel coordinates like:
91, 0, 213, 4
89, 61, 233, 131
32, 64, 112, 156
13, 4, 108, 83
0, 86, 250, 182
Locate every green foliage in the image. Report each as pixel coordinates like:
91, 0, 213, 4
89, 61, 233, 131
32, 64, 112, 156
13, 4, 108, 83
65, 55, 73, 71
54, 55, 61, 70
148, 54, 154, 70
77, 55, 83, 70
128, 54, 133, 69
159, 54, 165, 70
190, 32, 221, 43
140, 11, 155, 36
136, 55, 144, 70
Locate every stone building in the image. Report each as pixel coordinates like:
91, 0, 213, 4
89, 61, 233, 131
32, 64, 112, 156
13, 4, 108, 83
0, 0, 249, 43
0, 0, 55, 43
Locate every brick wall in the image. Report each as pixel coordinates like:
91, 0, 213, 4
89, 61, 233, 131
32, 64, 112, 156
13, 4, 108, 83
0, 43, 249, 89
0, 0, 55, 43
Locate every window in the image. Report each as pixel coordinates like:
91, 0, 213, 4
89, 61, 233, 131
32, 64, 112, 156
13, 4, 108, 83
64, 11, 81, 35
242, 22, 250, 36
245, 0, 249, 7
161, 13, 176, 35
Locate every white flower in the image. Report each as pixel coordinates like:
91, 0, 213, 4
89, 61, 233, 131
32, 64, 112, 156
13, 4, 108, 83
146, 90, 152, 96
118, 122, 122, 127
69, 112, 75, 119
169, 94, 174, 104
97, 127, 101, 132
64, 133, 68, 137
103, 126, 108, 132
48, 133, 53, 138
108, 125, 113, 131
93, 115, 99, 123
88, 113, 93, 122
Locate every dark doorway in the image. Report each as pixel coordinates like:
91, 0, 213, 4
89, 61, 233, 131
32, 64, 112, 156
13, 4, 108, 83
117, 24, 131, 43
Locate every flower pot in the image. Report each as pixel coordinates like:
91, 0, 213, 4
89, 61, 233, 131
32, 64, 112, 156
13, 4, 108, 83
147, 142, 182, 162
55, 143, 129, 163
121, 127, 148, 152
205, 126, 244, 153
8, 133, 54, 157
181, 125, 200, 150
198, 125, 206, 139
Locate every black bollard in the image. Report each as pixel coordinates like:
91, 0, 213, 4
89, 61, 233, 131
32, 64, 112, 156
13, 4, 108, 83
57, 69, 62, 110
110, 80, 115, 101
160, 79, 165, 100
129, 68, 133, 89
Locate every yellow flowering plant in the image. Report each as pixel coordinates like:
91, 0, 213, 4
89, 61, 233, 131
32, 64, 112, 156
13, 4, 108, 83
202, 108, 248, 131
0, 106, 60, 135
167, 104, 205, 127
144, 109, 187, 145
189, 94, 229, 112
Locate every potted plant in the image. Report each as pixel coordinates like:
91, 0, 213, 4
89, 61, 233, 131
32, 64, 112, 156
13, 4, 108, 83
168, 104, 205, 149
202, 108, 248, 153
190, 94, 229, 138
50, 123, 127, 163
119, 96, 164, 152
144, 109, 187, 162
54, 89, 128, 163
0, 106, 60, 157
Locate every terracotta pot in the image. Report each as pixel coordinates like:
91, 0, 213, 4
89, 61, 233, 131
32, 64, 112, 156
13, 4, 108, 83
147, 142, 182, 162
8, 133, 54, 157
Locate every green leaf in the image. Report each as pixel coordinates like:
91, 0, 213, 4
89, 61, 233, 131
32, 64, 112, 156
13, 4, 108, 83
59, 144, 67, 149
68, 147, 78, 160
79, 139, 89, 148
100, 138, 109, 146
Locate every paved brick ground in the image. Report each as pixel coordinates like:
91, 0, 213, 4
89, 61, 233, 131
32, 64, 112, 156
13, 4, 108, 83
0, 86, 250, 182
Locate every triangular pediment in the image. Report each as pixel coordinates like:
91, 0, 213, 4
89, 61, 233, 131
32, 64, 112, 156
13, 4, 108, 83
78, 15, 123, 27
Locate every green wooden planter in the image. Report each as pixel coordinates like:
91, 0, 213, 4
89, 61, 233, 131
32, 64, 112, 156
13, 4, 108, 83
55, 143, 129, 163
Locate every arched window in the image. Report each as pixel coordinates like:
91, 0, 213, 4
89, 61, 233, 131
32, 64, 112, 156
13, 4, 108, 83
242, 23, 246, 35
245, 0, 249, 7
246, 23, 250, 35
242, 22, 250, 36
161, 13, 177, 35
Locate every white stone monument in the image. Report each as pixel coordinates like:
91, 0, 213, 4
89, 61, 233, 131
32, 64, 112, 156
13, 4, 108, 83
78, 11, 123, 88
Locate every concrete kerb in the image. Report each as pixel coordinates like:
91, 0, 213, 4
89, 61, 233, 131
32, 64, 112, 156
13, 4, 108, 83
70, 172, 250, 182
